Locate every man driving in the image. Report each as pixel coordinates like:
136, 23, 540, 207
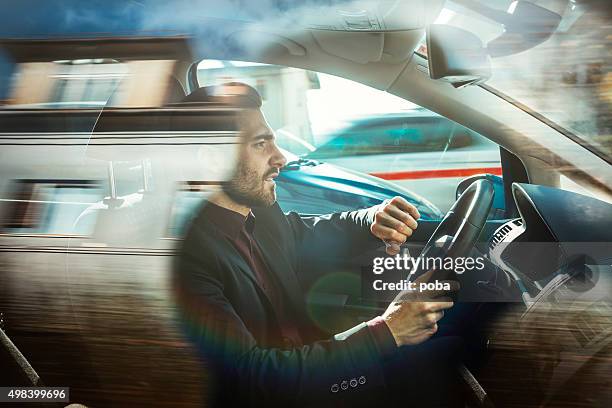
173, 82, 455, 407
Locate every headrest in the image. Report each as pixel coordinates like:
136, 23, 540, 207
182, 82, 262, 108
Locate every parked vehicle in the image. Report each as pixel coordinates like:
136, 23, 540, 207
277, 148, 442, 218
305, 111, 501, 211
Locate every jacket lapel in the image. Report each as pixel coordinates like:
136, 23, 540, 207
196, 205, 308, 330
253, 226, 307, 321
199, 217, 270, 302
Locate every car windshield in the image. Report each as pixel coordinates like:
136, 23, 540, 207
422, 0, 611, 160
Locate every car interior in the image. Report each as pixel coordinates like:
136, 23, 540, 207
0, 1, 611, 407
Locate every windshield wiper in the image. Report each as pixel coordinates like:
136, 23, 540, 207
283, 158, 319, 169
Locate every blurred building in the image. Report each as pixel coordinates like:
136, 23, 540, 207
5, 58, 181, 108
197, 60, 320, 145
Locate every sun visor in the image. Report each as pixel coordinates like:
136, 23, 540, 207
312, 31, 384, 64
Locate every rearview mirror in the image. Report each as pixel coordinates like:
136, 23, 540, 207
426, 24, 491, 88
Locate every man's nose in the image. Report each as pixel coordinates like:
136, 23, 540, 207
270, 144, 287, 168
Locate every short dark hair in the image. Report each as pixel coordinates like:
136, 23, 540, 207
182, 82, 262, 108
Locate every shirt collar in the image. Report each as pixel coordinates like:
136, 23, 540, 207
201, 201, 256, 239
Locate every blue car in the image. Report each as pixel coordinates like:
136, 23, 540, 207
276, 148, 443, 219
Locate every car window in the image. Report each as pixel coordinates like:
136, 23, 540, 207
197, 59, 501, 212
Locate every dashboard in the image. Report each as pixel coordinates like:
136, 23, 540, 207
487, 182, 612, 298
474, 182, 612, 408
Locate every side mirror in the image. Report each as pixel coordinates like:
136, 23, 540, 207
426, 24, 491, 88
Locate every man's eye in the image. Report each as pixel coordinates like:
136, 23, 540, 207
254, 141, 266, 149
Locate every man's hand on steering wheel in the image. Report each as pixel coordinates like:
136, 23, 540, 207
370, 196, 420, 255
382, 268, 459, 346
371, 180, 494, 345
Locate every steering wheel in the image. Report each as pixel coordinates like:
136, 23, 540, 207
410, 179, 494, 282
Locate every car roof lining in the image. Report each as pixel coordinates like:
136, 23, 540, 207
194, 29, 422, 91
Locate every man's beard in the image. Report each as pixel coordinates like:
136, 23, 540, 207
224, 162, 277, 208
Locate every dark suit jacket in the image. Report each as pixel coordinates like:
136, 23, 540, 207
173, 202, 394, 407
